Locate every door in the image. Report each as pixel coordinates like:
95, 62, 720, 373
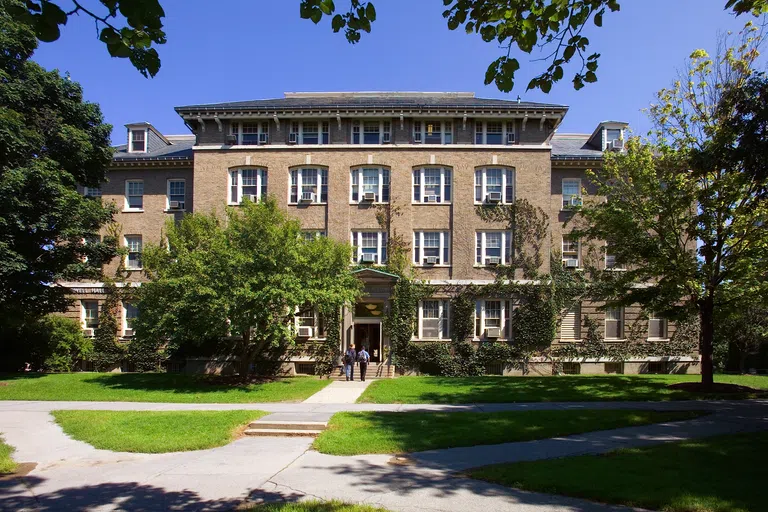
354, 323, 381, 363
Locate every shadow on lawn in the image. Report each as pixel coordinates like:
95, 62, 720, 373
0, 474, 303, 511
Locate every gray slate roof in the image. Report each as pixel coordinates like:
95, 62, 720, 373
113, 137, 195, 162
551, 134, 602, 160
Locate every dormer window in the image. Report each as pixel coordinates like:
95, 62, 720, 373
604, 128, 623, 150
130, 130, 146, 152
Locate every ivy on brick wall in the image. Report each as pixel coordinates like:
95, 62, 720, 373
312, 308, 342, 377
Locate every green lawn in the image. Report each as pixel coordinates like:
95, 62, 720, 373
358, 374, 768, 404
0, 436, 17, 474
469, 431, 768, 512
312, 409, 705, 456
0, 373, 330, 403
249, 501, 389, 512
53, 410, 268, 453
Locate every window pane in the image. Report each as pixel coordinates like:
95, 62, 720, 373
424, 121, 441, 144
302, 122, 319, 144
363, 122, 379, 144
486, 168, 502, 194
486, 122, 503, 144
444, 169, 452, 201
485, 301, 501, 327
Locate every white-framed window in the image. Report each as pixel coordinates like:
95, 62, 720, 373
83, 187, 102, 198
125, 235, 142, 270
350, 167, 390, 203
124, 180, 143, 211
474, 299, 511, 339
290, 168, 328, 204
474, 167, 515, 203
413, 231, 450, 266
166, 179, 185, 210
301, 230, 326, 241
81, 300, 99, 329
475, 231, 513, 266
412, 167, 452, 203
351, 231, 387, 265
230, 121, 269, 145
413, 120, 453, 144
122, 301, 138, 337
648, 313, 668, 339
605, 243, 624, 270
290, 121, 330, 144
351, 120, 391, 144
562, 235, 580, 268
130, 129, 146, 153
604, 128, 623, 149
296, 307, 327, 339
475, 120, 516, 144
562, 178, 582, 209
416, 299, 450, 339
228, 168, 267, 205
561, 304, 581, 340
605, 306, 624, 340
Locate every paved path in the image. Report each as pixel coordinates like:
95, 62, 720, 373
303, 379, 373, 404
0, 399, 766, 511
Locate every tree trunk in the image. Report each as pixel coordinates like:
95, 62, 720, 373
237, 328, 251, 381
699, 297, 715, 388
739, 352, 747, 375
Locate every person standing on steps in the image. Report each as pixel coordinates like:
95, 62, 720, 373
344, 345, 357, 381
357, 345, 370, 381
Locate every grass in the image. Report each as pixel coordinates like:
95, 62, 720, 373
249, 501, 389, 512
468, 431, 768, 512
0, 436, 17, 474
358, 374, 768, 404
312, 409, 705, 455
52, 410, 269, 453
0, 373, 331, 403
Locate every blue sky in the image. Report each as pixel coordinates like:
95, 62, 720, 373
32, 1, 752, 144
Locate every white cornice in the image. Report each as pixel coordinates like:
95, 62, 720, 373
192, 144, 552, 152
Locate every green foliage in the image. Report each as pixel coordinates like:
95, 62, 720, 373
0, 2, 116, 326
311, 308, 342, 377
449, 288, 476, 344
136, 197, 360, 379
717, 301, 768, 372
383, 275, 428, 368
92, 280, 127, 371
34, 315, 92, 372
127, 335, 167, 372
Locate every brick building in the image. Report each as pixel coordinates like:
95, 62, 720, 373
63, 92, 699, 375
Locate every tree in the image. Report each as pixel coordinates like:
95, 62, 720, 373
569, 24, 768, 387
718, 301, 768, 373
0, 1, 116, 328
10, 1, 766, 91
134, 198, 361, 379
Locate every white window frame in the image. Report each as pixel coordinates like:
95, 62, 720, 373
81, 300, 99, 330
122, 301, 138, 337
412, 167, 452, 203
475, 231, 513, 266
562, 178, 582, 209
230, 121, 269, 145
648, 313, 668, 340
228, 168, 267, 205
83, 187, 102, 198
605, 307, 624, 340
351, 231, 387, 265
295, 306, 326, 339
350, 167, 390, 203
129, 129, 147, 153
413, 231, 450, 266
290, 120, 330, 145
562, 235, 580, 268
474, 299, 511, 340
166, 179, 186, 211
351, 120, 392, 144
289, 167, 328, 204
125, 235, 143, 270
413, 120, 453, 144
561, 303, 581, 341
605, 242, 625, 270
475, 120, 516, 145
474, 167, 515, 204
604, 128, 624, 150
416, 299, 451, 340
124, 180, 144, 211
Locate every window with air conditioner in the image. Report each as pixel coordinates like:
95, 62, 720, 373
81, 300, 99, 330
413, 120, 452, 144
648, 314, 668, 339
290, 121, 330, 145
416, 300, 450, 339
231, 121, 269, 145
125, 180, 144, 211
290, 168, 327, 204
561, 304, 581, 340
166, 179, 185, 210
605, 128, 623, 150
562, 235, 580, 268
413, 167, 452, 203
476, 231, 512, 266
125, 235, 143, 270
562, 178, 582, 209
350, 168, 390, 203
475, 167, 515, 204
605, 306, 624, 340
351, 120, 391, 144
122, 301, 138, 337
474, 299, 511, 339
413, 231, 450, 266
475, 120, 516, 145
229, 168, 268, 205
295, 306, 326, 339
130, 129, 146, 152
351, 231, 387, 265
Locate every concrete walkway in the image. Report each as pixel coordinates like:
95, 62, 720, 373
0, 399, 766, 511
302, 379, 373, 404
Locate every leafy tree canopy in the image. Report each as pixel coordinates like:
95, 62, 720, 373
134, 198, 361, 378
0, 0, 116, 323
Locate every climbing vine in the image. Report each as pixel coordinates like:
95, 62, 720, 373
312, 308, 342, 377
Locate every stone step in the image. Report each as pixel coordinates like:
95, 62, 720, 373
244, 428, 324, 437
249, 421, 327, 431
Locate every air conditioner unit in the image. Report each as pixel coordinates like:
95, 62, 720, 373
486, 192, 502, 203
123, 329, 135, 338
245, 194, 259, 202
300, 192, 316, 203
424, 256, 438, 265
225, 135, 237, 145
297, 326, 313, 338
486, 256, 501, 265
258, 133, 268, 144
485, 327, 501, 338
362, 192, 376, 202
169, 201, 181, 209
382, 132, 391, 143
570, 196, 583, 207
610, 138, 624, 151
361, 253, 377, 263
83, 328, 94, 338
425, 195, 438, 203
507, 132, 516, 144
565, 259, 579, 268
288, 133, 298, 144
